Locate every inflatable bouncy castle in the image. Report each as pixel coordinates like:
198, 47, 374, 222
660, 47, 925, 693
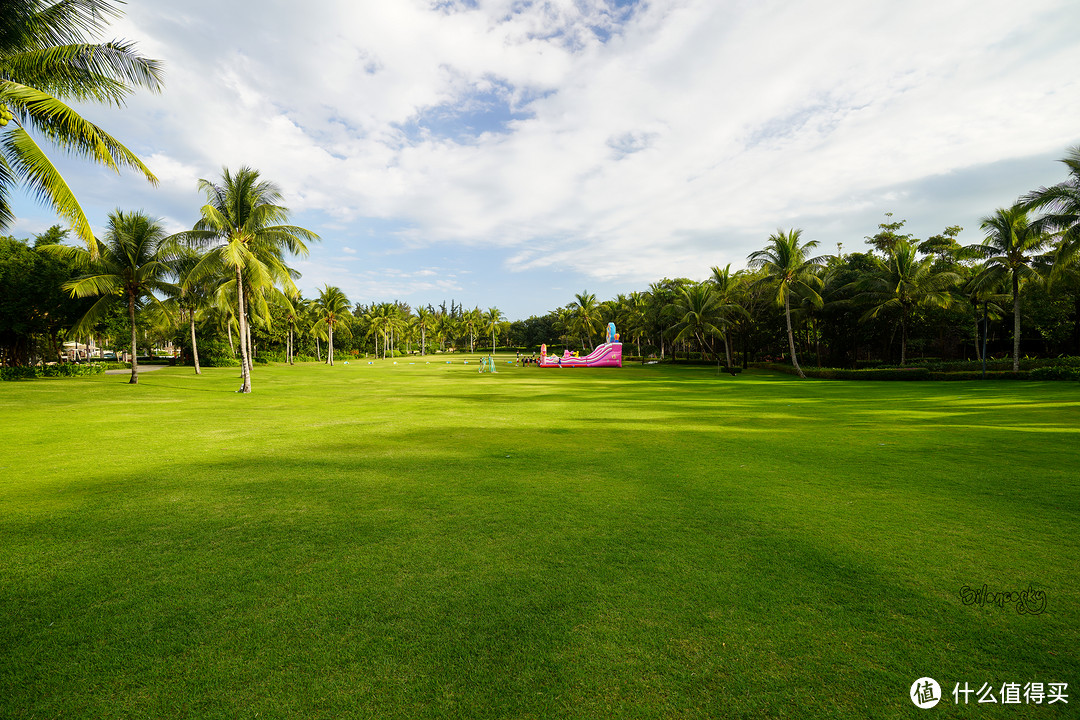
539, 322, 622, 368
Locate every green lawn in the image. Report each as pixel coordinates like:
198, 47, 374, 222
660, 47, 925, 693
1, 359, 1077, 718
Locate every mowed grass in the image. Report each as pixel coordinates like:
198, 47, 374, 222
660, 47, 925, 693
0, 359, 1077, 719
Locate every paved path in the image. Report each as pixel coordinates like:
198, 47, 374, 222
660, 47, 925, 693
104, 364, 170, 375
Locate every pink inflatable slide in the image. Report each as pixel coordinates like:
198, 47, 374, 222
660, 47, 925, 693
539, 322, 623, 368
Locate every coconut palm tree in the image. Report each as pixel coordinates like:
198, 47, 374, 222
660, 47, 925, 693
671, 283, 725, 360
571, 291, 602, 350
312, 285, 350, 366
415, 305, 432, 355
970, 205, 1049, 371
180, 166, 317, 392
165, 246, 213, 374
43, 210, 173, 383
854, 240, 960, 365
747, 228, 825, 378
1022, 146, 1080, 268
709, 264, 750, 368
0, 0, 162, 248
482, 306, 503, 354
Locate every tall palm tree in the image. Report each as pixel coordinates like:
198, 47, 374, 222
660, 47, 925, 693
747, 228, 824, 378
571, 291, 602, 350
482, 306, 503, 354
312, 284, 350, 366
43, 210, 172, 383
463, 307, 481, 353
854, 240, 959, 365
709, 264, 750, 368
415, 305, 432, 356
166, 246, 213, 374
180, 167, 318, 393
970, 205, 1049, 371
0, 0, 162, 248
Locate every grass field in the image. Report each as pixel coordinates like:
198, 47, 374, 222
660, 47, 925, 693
1, 358, 1077, 718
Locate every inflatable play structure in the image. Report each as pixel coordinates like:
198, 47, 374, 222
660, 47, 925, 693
539, 322, 622, 368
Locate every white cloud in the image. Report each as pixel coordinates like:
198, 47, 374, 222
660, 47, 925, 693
25, 0, 1080, 299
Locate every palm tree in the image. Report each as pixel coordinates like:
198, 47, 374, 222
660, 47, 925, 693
43, 210, 172, 383
854, 240, 959, 365
0, 0, 162, 248
571, 291, 602, 350
312, 285, 350, 366
671, 283, 725, 360
709, 264, 750, 368
970, 205, 1049, 371
463, 307, 481, 353
482, 306, 504, 354
415, 305, 432, 356
166, 246, 213, 374
180, 167, 317, 392
747, 228, 825, 378
1022, 146, 1080, 268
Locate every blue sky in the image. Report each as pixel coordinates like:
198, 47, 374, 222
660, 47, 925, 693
8, 0, 1080, 320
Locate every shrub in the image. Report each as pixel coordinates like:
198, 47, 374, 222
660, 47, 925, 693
200, 356, 241, 368
1029, 366, 1080, 381
1, 364, 107, 381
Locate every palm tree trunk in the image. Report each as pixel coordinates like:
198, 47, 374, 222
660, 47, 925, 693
128, 293, 139, 385
1012, 271, 1021, 372
189, 313, 201, 375
900, 312, 908, 366
328, 323, 334, 366
422, 327, 426, 356
227, 320, 234, 356
784, 292, 805, 379
723, 332, 733, 369
236, 268, 252, 392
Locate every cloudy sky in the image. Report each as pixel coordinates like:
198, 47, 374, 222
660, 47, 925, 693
10, 0, 1080, 319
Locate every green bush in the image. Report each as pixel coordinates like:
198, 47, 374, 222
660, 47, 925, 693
200, 356, 241, 368
1029, 366, 1080, 381
927, 371, 1031, 380
1, 364, 106, 381
0, 366, 38, 381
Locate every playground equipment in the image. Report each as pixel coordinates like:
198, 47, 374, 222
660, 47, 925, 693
479, 356, 498, 373
539, 322, 622, 368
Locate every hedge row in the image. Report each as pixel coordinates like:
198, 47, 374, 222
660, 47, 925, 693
752, 362, 1080, 381
1, 364, 107, 381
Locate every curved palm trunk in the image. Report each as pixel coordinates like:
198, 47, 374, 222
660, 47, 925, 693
128, 293, 139, 384
1012, 271, 1021, 372
722, 332, 733, 369
189, 312, 201, 375
784, 292, 805, 379
236, 267, 252, 392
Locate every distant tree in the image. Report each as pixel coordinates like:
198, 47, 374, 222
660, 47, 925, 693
747, 229, 824, 378
312, 285, 351, 366
44, 210, 173, 383
970, 205, 1049, 370
865, 213, 912, 255
854, 240, 960, 365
